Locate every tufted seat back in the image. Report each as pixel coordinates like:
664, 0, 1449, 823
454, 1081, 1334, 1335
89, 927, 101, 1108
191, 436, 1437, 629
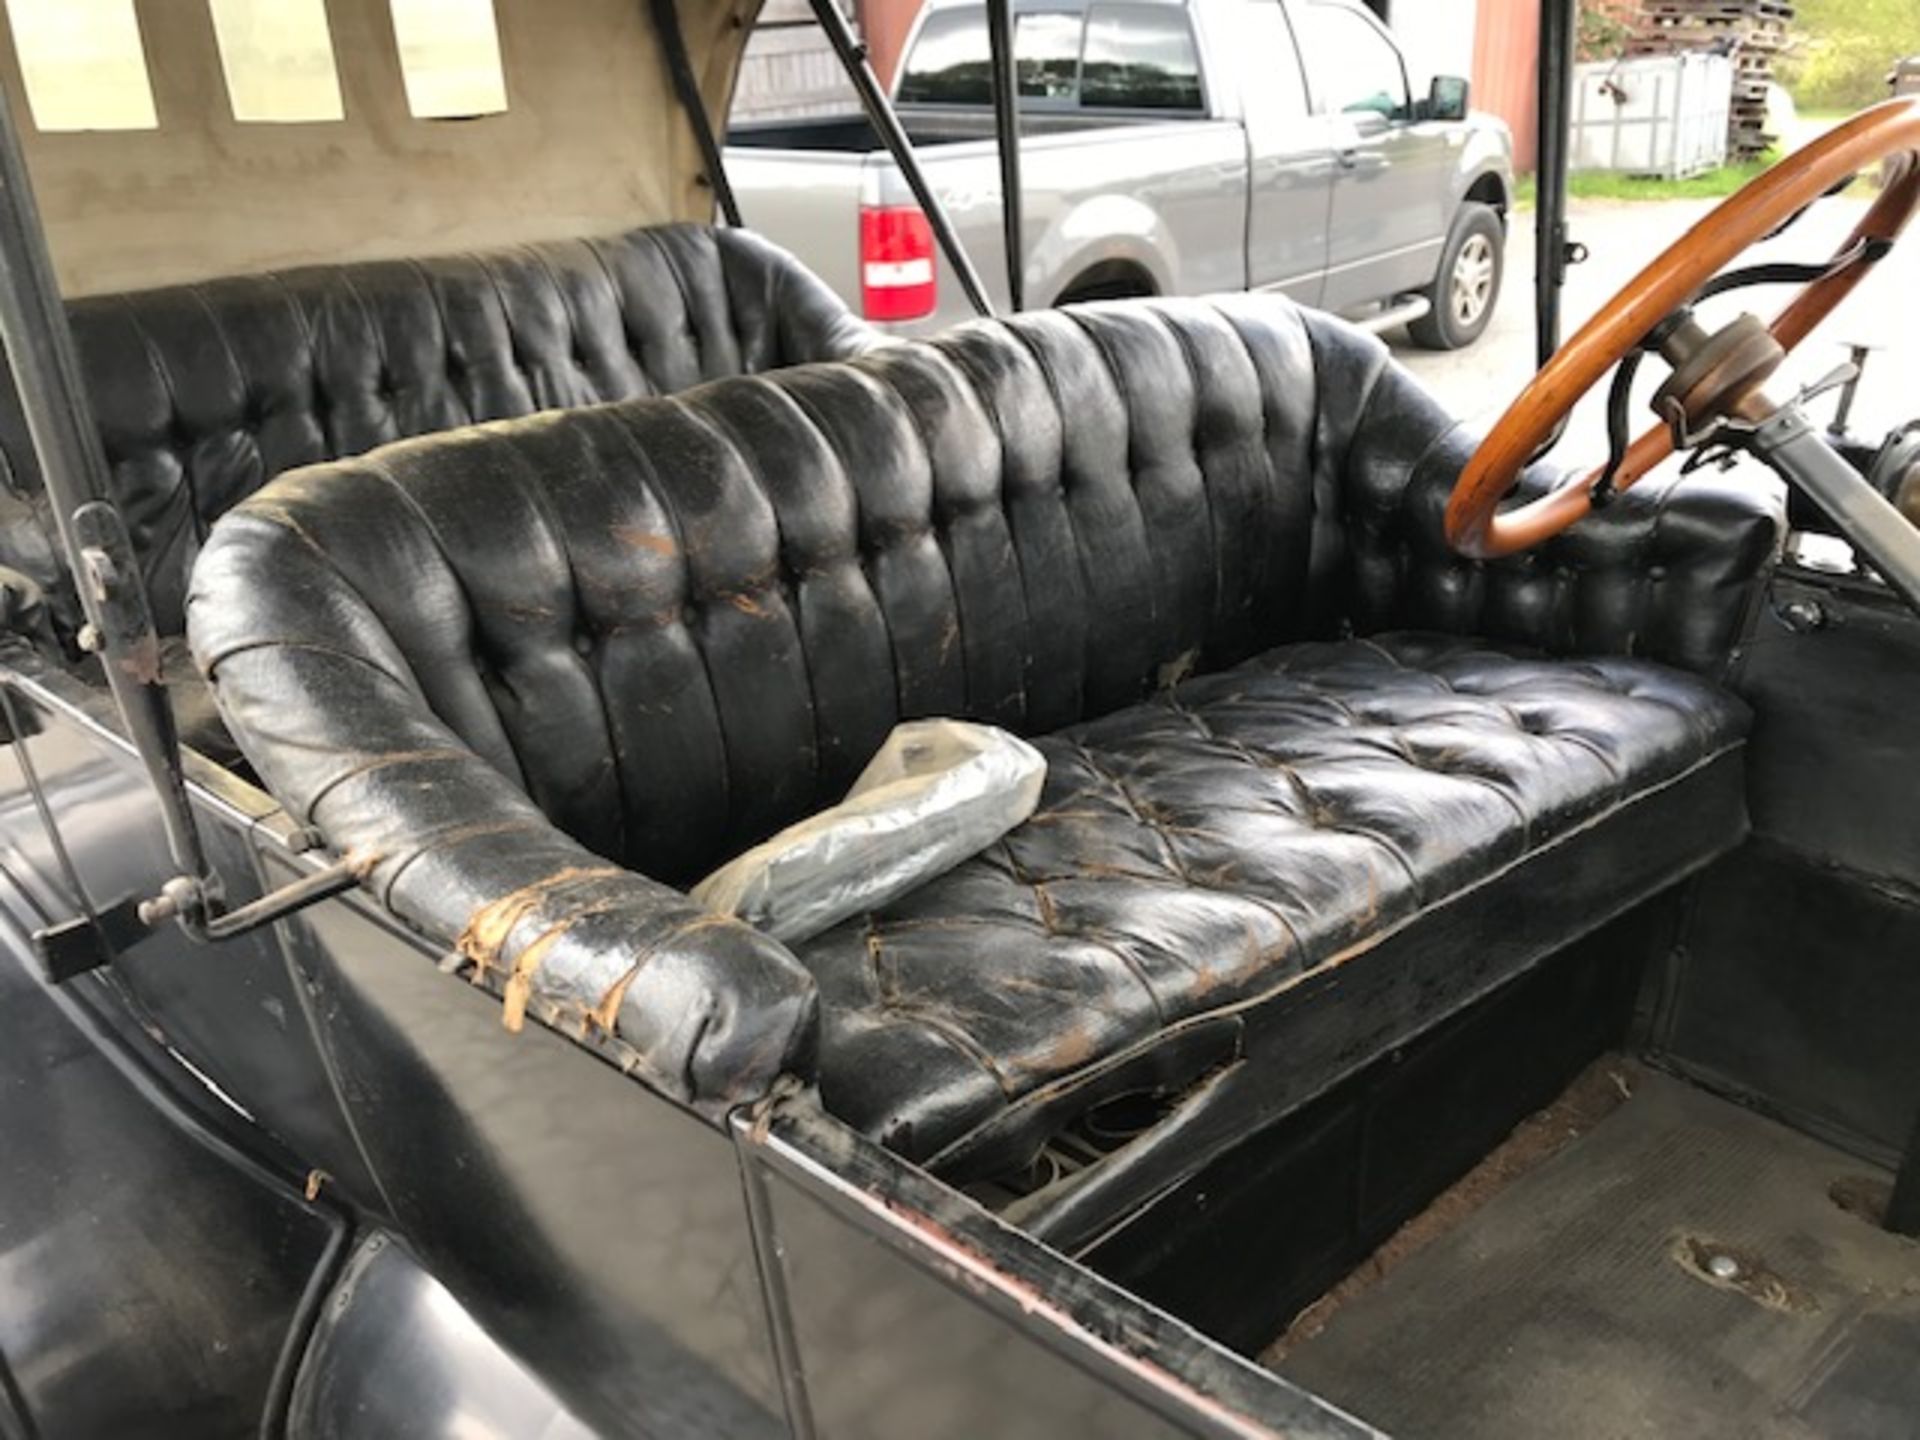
187, 293, 1784, 1111
1, 223, 877, 638
189, 297, 1779, 888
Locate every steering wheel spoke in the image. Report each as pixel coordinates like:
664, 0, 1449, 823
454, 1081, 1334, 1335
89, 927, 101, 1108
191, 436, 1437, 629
1446, 99, 1920, 560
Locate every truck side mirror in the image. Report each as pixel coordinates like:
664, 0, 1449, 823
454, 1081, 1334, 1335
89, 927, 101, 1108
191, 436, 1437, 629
1427, 75, 1469, 122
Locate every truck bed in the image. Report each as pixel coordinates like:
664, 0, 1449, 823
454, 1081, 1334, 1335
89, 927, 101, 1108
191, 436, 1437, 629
724, 107, 1250, 330
725, 109, 1155, 153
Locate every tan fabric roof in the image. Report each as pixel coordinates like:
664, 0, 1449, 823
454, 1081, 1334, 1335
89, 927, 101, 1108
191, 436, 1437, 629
1, 0, 762, 296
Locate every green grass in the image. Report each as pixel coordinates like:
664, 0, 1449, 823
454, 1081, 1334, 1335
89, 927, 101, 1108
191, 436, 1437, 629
1782, 0, 1920, 111
1514, 152, 1781, 208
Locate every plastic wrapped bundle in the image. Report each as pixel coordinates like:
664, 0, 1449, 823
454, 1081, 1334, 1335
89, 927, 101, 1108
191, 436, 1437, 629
692, 720, 1047, 944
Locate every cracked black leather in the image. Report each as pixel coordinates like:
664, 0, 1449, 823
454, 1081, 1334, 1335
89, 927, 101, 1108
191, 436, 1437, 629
0, 224, 877, 645
188, 296, 1781, 1122
800, 633, 1750, 1160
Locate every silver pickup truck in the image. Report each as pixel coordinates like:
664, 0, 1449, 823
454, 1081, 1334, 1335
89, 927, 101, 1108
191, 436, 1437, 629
726, 0, 1515, 346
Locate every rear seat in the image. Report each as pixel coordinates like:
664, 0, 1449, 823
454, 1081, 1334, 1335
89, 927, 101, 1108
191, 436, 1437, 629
0, 223, 879, 760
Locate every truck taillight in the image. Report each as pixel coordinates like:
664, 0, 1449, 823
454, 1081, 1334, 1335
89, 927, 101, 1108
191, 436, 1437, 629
859, 204, 937, 322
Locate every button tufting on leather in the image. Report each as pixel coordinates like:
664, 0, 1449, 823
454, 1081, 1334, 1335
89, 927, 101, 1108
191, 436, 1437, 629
3, 225, 881, 653
184, 293, 1782, 1128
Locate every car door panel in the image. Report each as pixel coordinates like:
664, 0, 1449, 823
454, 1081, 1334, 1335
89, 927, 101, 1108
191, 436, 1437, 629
1235, 0, 1333, 304
1296, 0, 1453, 310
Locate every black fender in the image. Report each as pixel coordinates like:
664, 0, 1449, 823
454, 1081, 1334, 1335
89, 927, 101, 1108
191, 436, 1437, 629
0, 885, 343, 1438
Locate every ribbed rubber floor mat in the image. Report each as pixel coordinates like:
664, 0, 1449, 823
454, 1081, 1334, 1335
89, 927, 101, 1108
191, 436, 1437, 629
1276, 1073, 1920, 1439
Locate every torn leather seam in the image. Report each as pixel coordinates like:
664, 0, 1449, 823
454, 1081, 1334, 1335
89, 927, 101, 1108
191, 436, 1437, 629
456, 865, 623, 981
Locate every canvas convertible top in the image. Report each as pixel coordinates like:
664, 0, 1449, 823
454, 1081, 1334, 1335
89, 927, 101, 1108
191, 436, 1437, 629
7, 0, 763, 297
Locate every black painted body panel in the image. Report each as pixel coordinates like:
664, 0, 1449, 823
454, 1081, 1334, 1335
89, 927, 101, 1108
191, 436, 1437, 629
1742, 568, 1920, 880
1663, 846, 1920, 1158
276, 879, 793, 1439
287, 1233, 594, 1440
0, 649, 1372, 1439
0, 718, 337, 1438
0, 657, 383, 1203
1084, 901, 1663, 1353
1654, 566, 1920, 1159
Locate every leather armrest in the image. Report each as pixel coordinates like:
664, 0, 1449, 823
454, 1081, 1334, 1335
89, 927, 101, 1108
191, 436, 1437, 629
718, 227, 885, 369
1321, 323, 1786, 676
188, 515, 819, 1114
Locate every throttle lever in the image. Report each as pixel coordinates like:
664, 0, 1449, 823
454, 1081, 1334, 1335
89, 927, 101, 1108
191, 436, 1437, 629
1828, 341, 1876, 436
1797, 359, 1863, 411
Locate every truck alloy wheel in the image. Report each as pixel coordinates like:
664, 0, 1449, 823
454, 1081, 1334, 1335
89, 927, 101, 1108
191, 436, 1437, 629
1411, 201, 1505, 350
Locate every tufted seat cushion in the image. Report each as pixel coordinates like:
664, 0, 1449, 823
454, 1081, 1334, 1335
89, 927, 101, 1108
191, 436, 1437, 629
188, 294, 1782, 1138
796, 633, 1750, 1162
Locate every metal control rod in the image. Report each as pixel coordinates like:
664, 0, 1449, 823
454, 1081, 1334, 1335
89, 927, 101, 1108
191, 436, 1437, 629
0, 75, 209, 891
0, 74, 369, 957
1750, 403, 1920, 613
808, 0, 996, 317
985, 0, 1024, 311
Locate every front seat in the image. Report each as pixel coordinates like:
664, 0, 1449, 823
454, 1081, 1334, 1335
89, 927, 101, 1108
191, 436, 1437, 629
186, 296, 1783, 1203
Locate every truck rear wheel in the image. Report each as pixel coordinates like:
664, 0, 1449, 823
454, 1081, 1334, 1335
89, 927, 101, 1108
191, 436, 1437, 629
1409, 203, 1503, 351
1057, 263, 1156, 306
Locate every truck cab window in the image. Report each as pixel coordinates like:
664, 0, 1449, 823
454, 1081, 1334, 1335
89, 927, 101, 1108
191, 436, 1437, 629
897, 7, 1084, 106
897, 8, 990, 103
1016, 11, 1082, 102
1081, 4, 1203, 112
1301, 1, 1405, 119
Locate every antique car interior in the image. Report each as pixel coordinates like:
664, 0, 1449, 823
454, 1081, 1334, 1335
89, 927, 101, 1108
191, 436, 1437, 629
4, 0, 1920, 1436
186, 295, 1775, 1194
184, 102, 1920, 1431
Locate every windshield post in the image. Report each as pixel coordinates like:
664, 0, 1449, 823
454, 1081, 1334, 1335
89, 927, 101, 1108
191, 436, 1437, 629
1534, 0, 1576, 366
0, 75, 210, 893
808, 0, 997, 316
985, 0, 1025, 310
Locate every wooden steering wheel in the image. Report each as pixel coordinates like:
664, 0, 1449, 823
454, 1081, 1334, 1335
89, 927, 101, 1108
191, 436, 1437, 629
1446, 98, 1920, 559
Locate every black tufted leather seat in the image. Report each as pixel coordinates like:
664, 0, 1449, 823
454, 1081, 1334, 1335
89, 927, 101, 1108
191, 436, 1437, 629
0, 224, 877, 758
801, 634, 1749, 1166
187, 296, 1782, 1201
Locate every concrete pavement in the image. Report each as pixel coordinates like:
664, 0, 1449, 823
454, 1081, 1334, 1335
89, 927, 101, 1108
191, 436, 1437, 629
1386, 189, 1913, 468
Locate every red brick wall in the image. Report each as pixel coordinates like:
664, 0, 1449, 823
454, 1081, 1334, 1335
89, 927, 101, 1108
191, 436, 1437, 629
856, 0, 924, 85
1472, 0, 1542, 171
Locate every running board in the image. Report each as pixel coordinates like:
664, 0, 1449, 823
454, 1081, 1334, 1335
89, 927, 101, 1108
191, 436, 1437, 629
1348, 295, 1431, 335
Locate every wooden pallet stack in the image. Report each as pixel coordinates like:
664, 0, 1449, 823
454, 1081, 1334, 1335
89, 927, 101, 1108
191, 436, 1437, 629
1628, 0, 1793, 160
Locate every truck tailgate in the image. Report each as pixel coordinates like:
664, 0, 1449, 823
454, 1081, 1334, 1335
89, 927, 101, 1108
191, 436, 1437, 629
725, 113, 1249, 334
724, 145, 871, 315
866, 118, 1249, 332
